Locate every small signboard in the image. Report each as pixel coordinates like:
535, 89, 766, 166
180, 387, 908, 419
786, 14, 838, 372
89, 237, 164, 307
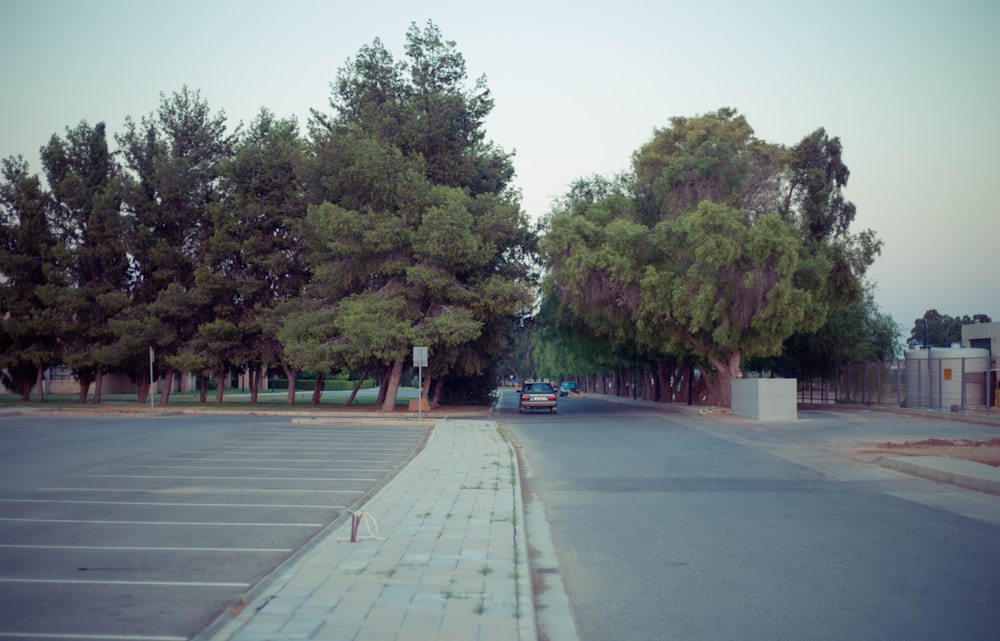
413, 346, 428, 368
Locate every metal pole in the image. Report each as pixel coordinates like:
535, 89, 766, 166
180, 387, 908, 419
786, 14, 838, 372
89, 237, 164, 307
149, 346, 155, 411
960, 357, 966, 413
418, 365, 423, 420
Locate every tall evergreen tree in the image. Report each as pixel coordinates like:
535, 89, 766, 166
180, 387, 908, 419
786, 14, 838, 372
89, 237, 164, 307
285, 22, 534, 410
0, 156, 63, 400
206, 109, 309, 403
40, 121, 129, 402
116, 87, 236, 403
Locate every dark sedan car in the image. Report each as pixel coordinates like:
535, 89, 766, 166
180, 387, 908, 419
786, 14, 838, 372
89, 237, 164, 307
559, 381, 579, 396
519, 382, 558, 413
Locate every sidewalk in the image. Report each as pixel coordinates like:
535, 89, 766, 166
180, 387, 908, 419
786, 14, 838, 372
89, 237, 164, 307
207, 418, 534, 641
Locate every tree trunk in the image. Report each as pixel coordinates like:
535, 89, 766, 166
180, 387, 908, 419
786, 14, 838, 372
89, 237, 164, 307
282, 363, 299, 404
379, 360, 403, 412
215, 367, 225, 404
160, 368, 174, 405
432, 378, 443, 407
376, 367, 389, 408
93, 368, 103, 404
248, 365, 260, 404
34, 366, 44, 402
704, 349, 741, 408
199, 375, 209, 403
311, 371, 325, 405
422, 373, 433, 407
137, 368, 149, 405
77, 370, 94, 403
345, 372, 367, 406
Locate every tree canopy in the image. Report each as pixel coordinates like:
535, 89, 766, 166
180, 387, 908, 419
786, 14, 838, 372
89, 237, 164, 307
0, 22, 536, 408
907, 309, 992, 348
541, 109, 882, 407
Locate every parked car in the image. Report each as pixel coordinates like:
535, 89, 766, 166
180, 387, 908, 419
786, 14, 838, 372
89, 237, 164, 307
559, 381, 579, 396
519, 382, 558, 413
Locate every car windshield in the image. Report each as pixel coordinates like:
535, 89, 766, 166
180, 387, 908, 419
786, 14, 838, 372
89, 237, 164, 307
524, 383, 554, 393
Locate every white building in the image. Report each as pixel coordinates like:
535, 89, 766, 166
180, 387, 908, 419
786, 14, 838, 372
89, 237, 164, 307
961, 321, 1000, 409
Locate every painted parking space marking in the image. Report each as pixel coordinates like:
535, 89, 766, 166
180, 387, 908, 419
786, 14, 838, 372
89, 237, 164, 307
0, 633, 187, 640
0, 499, 340, 509
0, 518, 323, 527
41, 487, 360, 494
0, 578, 249, 587
87, 474, 379, 483
0, 544, 292, 552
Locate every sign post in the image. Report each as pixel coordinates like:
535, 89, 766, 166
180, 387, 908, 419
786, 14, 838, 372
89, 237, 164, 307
149, 346, 155, 411
413, 346, 428, 420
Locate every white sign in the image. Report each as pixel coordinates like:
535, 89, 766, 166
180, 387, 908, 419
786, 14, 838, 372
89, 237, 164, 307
413, 346, 428, 367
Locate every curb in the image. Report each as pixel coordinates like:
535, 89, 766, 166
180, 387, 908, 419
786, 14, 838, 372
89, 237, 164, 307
876, 456, 1000, 496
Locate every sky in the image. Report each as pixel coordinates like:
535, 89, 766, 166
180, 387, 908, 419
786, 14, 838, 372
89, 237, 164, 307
2, 0, 998, 338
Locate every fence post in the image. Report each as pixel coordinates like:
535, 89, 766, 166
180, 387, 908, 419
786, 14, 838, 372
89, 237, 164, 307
876, 362, 881, 406
896, 360, 906, 407
960, 357, 966, 412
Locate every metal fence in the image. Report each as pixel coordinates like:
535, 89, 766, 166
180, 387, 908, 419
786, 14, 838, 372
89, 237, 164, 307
796, 357, 998, 415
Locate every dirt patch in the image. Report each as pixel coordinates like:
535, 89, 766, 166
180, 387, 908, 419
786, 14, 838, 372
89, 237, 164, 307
843, 438, 1000, 467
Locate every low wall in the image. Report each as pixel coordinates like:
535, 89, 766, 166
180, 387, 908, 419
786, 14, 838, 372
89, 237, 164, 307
731, 378, 797, 421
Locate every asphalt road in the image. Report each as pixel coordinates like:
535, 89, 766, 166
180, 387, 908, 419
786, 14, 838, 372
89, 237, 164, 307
500, 392, 1000, 641
0, 413, 428, 640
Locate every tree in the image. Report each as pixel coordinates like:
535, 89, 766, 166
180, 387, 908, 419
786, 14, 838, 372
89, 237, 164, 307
116, 87, 236, 403
0, 156, 63, 400
632, 108, 783, 225
750, 285, 902, 374
40, 121, 129, 402
285, 22, 534, 410
541, 109, 880, 407
907, 310, 992, 348
207, 109, 309, 403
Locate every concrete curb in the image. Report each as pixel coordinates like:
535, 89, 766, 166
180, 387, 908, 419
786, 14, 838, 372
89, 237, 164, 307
876, 456, 1000, 496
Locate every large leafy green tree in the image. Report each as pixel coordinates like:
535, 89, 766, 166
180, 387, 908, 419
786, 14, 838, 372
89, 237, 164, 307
116, 87, 236, 403
284, 22, 534, 410
542, 109, 880, 407
40, 121, 129, 402
0, 156, 63, 400
777, 286, 901, 368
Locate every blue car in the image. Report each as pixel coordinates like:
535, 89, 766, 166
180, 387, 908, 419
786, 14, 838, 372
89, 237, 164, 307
559, 381, 579, 396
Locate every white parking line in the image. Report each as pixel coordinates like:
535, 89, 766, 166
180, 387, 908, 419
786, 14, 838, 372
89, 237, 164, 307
0, 499, 341, 509
0, 633, 187, 641
0, 544, 292, 552
0, 578, 249, 587
126, 464, 374, 471
0, 518, 322, 527
86, 474, 381, 481
41, 487, 360, 494
153, 456, 394, 463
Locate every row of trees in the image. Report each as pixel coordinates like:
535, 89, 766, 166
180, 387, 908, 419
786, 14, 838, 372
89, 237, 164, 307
0, 22, 536, 408
907, 310, 992, 348
531, 109, 886, 406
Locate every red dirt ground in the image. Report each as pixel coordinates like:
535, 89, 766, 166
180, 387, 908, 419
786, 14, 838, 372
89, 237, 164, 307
845, 438, 1000, 467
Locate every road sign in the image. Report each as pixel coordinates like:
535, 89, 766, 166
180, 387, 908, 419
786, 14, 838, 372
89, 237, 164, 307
413, 346, 428, 367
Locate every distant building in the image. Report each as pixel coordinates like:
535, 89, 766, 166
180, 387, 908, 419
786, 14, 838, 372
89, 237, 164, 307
961, 321, 1000, 409
962, 321, 1000, 354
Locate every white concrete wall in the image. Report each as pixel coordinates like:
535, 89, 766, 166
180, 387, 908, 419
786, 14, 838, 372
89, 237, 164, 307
731, 378, 797, 421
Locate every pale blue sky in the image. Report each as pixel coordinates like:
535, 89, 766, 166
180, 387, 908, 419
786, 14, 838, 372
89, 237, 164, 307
2, 0, 998, 334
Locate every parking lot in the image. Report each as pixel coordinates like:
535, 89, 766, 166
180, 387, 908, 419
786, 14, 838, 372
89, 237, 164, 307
0, 413, 429, 640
